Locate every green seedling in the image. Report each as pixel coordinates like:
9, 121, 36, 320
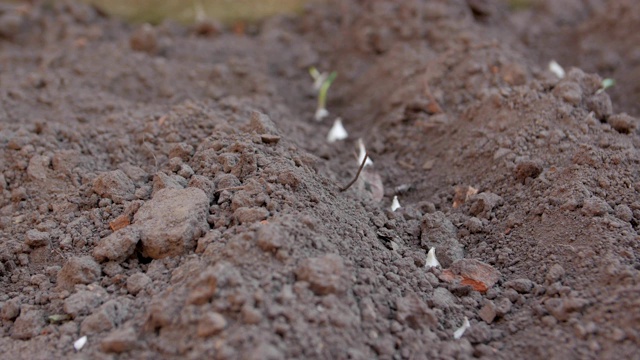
309, 67, 337, 121
596, 78, 615, 94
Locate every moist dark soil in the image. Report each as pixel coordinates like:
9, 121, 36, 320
1, 1, 639, 359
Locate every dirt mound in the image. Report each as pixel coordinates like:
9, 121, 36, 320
0, 1, 639, 359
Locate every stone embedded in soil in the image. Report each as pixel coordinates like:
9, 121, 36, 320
197, 312, 227, 337
614, 204, 633, 222
127, 272, 152, 295
80, 299, 130, 335
606, 113, 638, 134
295, 254, 348, 296
188, 175, 216, 202
93, 170, 136, 204
546, 264, 566, 283
27, 155, 48, 181
234, 206, 269, 224
544, 297, 588, 322
420, 211, 464, 267
11, 306, 45, 340
130, 23, 158, 54
1, 298, 21, 321
249, 110, 280, 135
186, 267, 218, 305
57, 256, 102, 290
514, 159, 543, 183
504, 278, 534, 293
395, 293, 438, 330
256, 223, 284, 252
552, 80, 583, 105
494, 297, 513, 317
92, 226, 141, 263
134, 187, 209, 259
582, 196, 612, 217
468, 192, 503, 219
444, 259, 501, 293
63, 289, 106, 318
100, 327, 139, 353
24, 229, 50, 247
153, 172, 185, 194
585, 92, 613, 120
479, 301, 497, 324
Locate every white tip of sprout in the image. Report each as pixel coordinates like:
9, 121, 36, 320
425, 247, 441, 268
313, 72, 328, 91
453, 317, 470, 340
391, 195, 401, 211
357, 138, 374, 167
549, 60, 565, 79
74, 336, 87, 351
315, 108, 329, 121
327, 118, 348, 143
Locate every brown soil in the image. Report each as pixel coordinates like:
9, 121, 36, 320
1, 1, 639, 359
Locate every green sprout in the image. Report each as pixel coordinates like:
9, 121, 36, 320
596, 78, 615, 94
309, 67, 337, 121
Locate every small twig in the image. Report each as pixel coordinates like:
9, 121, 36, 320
340, 151, 368, 192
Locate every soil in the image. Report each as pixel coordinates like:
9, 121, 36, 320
1, 1, 639, 359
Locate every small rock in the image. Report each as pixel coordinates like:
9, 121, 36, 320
430, 287, 457, 310
514, 159, 543, 183
100, 327, 138, 353
494, 297, 512, 317
93, 170, 135, 204
241, 304, 262, 325
256, 223, 284, 253
464, 217, 483, 233
553, 80, 582, 105
24, 229, 50, 247
134, 188, 209, 259
1, 298, 21, 321
197, 312, 227, 337
234, 207, 269, 224
119, 163, 149, 183
186, 268, 218, 305
80, 299, 129, 335
261, 134, 281, 144
126, 273, 152, 295
249, 111, 280, 135
395, 293, 437, 329
546, 264, 565, 283
63, 289, 105, 318
478, 301, 496, 324
504, 278, 534, 293
449, 259, 501, 292
11, 307, 45, 340
92, 227, 140, 263
544, 297, 588, 321
295, 254, 348, 296
582, 196, 611, 217
607, 113, 638, 134
27, 155, 48, 181
57, 256, 101, 290
614, 204, 633, 222
130, 23, 157, 54
585, 92, 612, 120
188, 175, 215, 202
152, 172, 184, 194
469, 192, 503, 219
168, 143, 195, 161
